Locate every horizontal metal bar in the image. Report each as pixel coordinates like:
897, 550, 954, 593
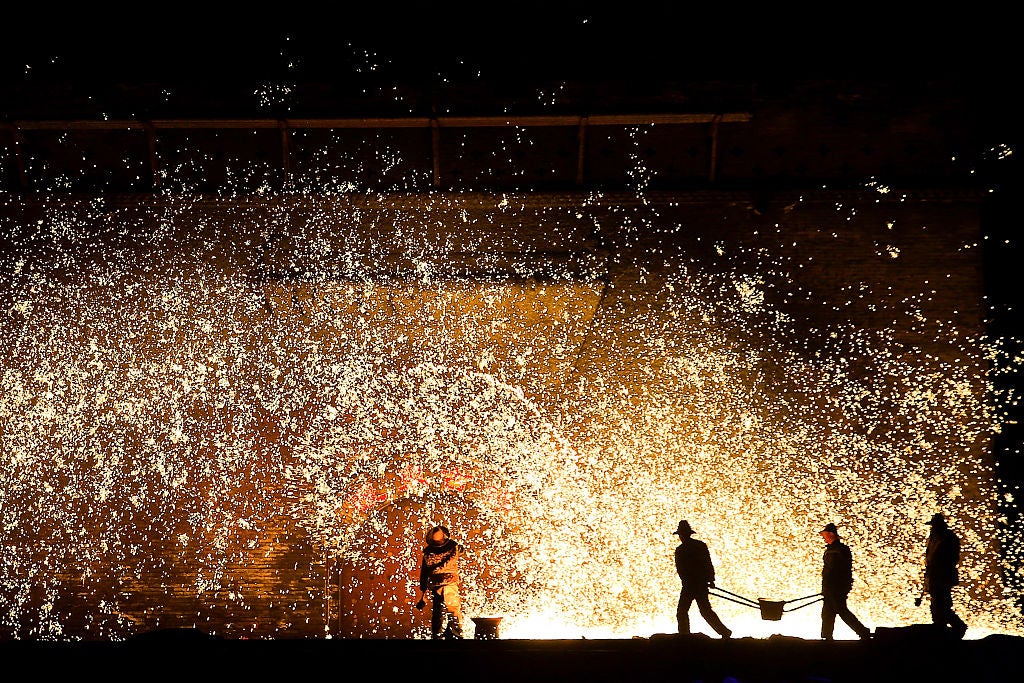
3, 112, 751, 133
587, 113, 751, 125
285, 117, 434, 129
148, 119, 282, 129
5, 120, 152, 131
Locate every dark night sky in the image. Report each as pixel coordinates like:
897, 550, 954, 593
1, 3, 1013, 86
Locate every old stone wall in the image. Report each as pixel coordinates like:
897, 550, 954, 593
0, 189, 1005, 640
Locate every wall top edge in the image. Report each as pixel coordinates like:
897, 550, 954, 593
0, 187, 989, 211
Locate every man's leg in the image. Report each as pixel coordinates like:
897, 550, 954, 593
821, 593, 838, 640
441, 584, 463, 639
430, 589, 444, 639
676, 588, 695, 634
930, 588, 966, 637
694, 591, 732, 638
950, 609, 968, 638
929, 589, 948, 626
834, 594, 871, 639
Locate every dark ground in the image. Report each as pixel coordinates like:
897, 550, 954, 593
2, 627, 1022, 682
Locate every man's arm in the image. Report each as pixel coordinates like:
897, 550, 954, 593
416, 555, 430, 609
843, 545, 855, 590
704, 545, 716, 587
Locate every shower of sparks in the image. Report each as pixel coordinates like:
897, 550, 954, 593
1, 129, 1023, 644
254, 82, 295, 111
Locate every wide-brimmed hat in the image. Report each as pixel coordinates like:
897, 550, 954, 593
926, 513, 947, 527
820, 522, 839, 535
673, 520, 695, 536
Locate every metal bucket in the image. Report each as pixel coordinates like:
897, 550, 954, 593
471, 616, 502, 639
710, 588, 823, 621
758, 598, 786, 621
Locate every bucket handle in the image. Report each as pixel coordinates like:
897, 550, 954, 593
709, 586, 759, 609
709, 588, 824, 612
782, 593, 824, 612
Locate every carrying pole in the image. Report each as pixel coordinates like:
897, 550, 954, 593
709, 586, 760, 608
782, 593, 824, 612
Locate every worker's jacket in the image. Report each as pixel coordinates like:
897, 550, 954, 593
821, 540, 855, 595
675, 537, 716, 590
924, 527, 960, 593
420, 539, 464, 591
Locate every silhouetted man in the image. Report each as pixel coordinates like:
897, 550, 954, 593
673, 519, 732, 638
924, 513, 967, 638
819, 522, 871, 640
416, 524, 465, 639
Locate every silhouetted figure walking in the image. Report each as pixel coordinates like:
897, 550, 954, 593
416, 524, 465, 639
924, 513, 967, 638
673, 520, 732, 638
819, 522, 871, 640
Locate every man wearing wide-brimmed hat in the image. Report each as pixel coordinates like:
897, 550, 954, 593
923, 513, 967, 638
673, 520, 732, 638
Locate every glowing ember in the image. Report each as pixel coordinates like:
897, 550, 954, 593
0, 136, 1022, 642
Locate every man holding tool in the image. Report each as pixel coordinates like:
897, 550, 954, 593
921, 512, 968, 638
416, 524, 466, 639
673, 519, 732, 638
